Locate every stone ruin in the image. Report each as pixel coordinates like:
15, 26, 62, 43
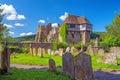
62, 51, 93, 80
34, 23, 59, 43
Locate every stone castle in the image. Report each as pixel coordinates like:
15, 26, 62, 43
35, 14, 92, 44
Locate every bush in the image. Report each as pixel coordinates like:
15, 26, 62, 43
9, 44, 29, 54
53, 39, 68, 50
59, 24, 68, 42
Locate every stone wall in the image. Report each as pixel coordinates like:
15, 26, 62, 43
66, 30, 91, 44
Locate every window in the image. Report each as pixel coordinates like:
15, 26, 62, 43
71, 33, 74, 38
69, 24, 75, 28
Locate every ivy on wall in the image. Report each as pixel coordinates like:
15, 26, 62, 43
59, 24, 68, 42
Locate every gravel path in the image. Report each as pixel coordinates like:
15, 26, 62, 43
11, 64, 120, 80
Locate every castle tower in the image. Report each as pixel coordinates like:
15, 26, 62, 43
34, 26, 46, 42
62, 14, 92, 44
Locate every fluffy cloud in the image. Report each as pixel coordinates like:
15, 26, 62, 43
20, 32, 34, 36
38, 20, 45, 24
4, 24, 13, 28
59, 12, 68, 21
1, 4, 25, 20
15, 23, 24, 26
52, 23, 58, 27
9, 31, 14, 35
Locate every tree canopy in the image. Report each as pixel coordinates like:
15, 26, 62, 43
0, 5, 9, 41
103, 13, 120, 46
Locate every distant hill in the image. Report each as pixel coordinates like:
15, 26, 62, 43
12, 34, 36, 42
91, 32, 106, 39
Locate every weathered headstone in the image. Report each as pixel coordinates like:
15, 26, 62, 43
86, 45, 94, 56
54, 50, 59, 56
65, 47, 70, 52
104, 53, 117, 65
1, 42, 10, 73
74, 52, 93, 80
49, 59, 56, 71
51, 50, 54, 55
62, 52, 74, 78
98, 49, 105, 56
38, 48, 43, 57
48, 49, 51, 55
59, 48, 63, 56
71, 46, 79, 54
33, 48, 37, 56
110, 47, 120, 58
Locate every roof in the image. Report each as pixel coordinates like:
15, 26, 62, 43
63, 14, 92, 25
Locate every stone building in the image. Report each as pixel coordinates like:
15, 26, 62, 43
35, 14, 92, 44
63, 14, 92, 44
34, 23, 59, 42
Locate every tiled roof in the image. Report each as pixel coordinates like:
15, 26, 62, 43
63, 14, 91, 25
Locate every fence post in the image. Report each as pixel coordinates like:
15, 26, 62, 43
1, 41, 10, 73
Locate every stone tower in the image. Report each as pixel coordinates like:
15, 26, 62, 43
34, 26, 46, 42
62, 14, 92, 44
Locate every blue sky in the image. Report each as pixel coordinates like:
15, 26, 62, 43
1, 0, 120, 37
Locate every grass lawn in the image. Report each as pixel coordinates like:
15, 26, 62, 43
10, 53, 120, 70
10, 53, 62, 66
0, 68, 73, 80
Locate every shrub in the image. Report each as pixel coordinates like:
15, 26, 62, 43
59, 24, 68, 42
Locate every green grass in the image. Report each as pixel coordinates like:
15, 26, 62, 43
0, 68, 73, 80
11, 53, 62, 66
10, 53, 120, 70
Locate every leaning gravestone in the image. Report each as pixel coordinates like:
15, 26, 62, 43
49, 59, 56, 71
1, 42, 10, 73
62, 52, 74, 78
74, 52, 93, 80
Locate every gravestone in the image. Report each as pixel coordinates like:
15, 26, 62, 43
65, 47, 70, 52
104, 53, 117, 65
74, 52, 93, 80
62, 52, 74, 78
1, 42, 10, 73
51, 50, 54, 55
86, 45, 94, 56
59, 48, 63, 56
98, 49, 105, 56
48, 49, 51, 55
49, 59, 56, 71
38, 48, 43, 57
33, 48, 37, 56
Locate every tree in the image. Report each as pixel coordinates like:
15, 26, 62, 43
0, 5, 9, 41
106, 13, 120, 45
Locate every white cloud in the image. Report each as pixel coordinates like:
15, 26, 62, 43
59, 12, 68, 21
1, 4, 26, 20
52, 23, 58, 27
4, 24, 14, 28
20, 33, 26, 36
26, 32, 34, 36
9, 31, 14, 35
20, 32, 34, 36
17, 15, 25, 20
15, 23, 24, 26
38, 20, 45, 24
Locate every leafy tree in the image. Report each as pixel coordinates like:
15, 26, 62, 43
0, 5, 9, 41
106, 13, 120, 45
